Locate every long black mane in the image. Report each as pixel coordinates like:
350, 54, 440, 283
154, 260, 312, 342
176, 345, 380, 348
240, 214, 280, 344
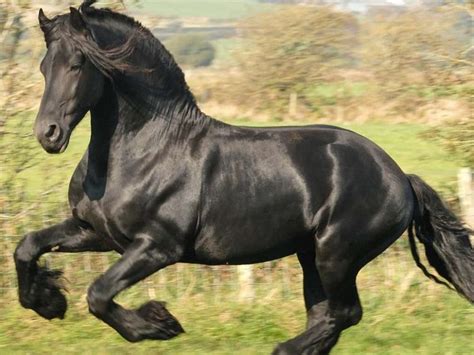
46, 0, 203, 125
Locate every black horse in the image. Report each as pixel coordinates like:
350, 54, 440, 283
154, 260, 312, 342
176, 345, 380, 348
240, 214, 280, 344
14, 2, 473, 353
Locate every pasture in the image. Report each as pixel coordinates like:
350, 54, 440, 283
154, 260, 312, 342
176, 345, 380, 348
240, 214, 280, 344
0, 286, 471, 354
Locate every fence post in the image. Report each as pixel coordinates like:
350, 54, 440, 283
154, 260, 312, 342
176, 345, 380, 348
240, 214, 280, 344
288, 92, 298, 117
458, 167, 474, 228
237, 264, 254, 302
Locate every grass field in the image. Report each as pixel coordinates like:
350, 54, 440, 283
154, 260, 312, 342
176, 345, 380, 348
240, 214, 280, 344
1, 252, 472, 354
1, 297, 472, 354
131, 0, 275, 20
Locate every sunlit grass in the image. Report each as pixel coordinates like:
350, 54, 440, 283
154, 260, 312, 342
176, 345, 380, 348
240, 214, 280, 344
1, 275, 472, 354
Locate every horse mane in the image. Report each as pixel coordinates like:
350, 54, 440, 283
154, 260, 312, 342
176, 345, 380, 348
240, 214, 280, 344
80, 0, 139, 29
53, 0, 202, 125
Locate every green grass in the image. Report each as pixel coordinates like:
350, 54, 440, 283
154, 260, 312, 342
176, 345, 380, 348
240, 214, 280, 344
303, 82, 369, 107
302, 83, 474, 104
0, 277, 472, 354
131, 0, 275, 20
335, 292, 473, 355
405, 83, 474, 100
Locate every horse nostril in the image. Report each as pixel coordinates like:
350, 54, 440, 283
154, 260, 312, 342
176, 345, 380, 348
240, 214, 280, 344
45, 124, 56, 138
45, 124, 60, 142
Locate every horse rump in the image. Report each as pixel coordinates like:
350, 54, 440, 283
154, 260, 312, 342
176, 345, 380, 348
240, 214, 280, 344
406, 174, 474, 303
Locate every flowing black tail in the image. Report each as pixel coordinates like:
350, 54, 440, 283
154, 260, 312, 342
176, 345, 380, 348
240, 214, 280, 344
406, 174, 473, 303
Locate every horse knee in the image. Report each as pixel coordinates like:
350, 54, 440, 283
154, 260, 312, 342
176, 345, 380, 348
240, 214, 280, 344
14, 233, 38, 264
347, 304, 362, 326
335, 304, 362, 329
87, 284, 109, 317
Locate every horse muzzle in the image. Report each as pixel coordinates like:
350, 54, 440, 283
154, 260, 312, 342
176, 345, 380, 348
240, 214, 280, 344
35, 121, 71, 154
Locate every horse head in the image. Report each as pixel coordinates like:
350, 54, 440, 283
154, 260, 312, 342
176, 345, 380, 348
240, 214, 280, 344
35, 6, 105, 153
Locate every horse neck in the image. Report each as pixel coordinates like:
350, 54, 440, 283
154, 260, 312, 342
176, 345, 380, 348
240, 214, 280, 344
86, 22, 213, 175
88, 80, 212, 174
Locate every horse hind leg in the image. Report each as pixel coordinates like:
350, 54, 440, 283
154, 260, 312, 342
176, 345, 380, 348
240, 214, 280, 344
275, 225, 403, 354
296, 250, 328, 330
274, 262, 362, 355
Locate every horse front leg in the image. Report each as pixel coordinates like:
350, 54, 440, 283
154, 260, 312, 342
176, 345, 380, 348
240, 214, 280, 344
86, 234, 184, 342
14, 217, 112, 320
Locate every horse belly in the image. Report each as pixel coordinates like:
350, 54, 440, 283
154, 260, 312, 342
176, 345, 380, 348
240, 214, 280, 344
190, 215, 313, 265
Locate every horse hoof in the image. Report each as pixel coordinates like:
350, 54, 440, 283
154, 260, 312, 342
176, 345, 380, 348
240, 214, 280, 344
28, 266, 67, 320
136, 300, 184, 340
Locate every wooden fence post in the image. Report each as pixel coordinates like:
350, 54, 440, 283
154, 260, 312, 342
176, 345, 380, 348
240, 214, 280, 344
288, 92, 298, 117
237, 264, 254, 302
458, 167, 474, 228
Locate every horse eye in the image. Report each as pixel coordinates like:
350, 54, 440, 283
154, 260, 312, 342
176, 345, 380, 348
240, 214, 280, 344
71, 63, 82, 71
70, 54, 85, 71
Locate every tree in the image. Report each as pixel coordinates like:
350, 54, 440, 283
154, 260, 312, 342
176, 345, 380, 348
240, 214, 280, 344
165, 34, 216, 68
361, 6, 471, 96
230, 6, 358, 117
433, 120, 474, 167
418, 2, 473, 168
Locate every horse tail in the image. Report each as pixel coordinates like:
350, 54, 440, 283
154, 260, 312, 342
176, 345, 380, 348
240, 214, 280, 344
406, 174, 473, 303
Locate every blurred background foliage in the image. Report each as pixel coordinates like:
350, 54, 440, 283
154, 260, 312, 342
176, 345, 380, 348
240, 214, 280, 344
165, 33, 216, 68
0, 0, 473, 353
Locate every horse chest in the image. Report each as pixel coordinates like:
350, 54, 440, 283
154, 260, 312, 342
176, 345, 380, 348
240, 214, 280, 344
69, 171, 142, 249
70, 166, 198, 251
71, 194, 126, 249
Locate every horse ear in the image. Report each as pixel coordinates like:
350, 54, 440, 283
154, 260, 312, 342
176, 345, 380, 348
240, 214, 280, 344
69, 7, 88, 34
38, 8, 52, 33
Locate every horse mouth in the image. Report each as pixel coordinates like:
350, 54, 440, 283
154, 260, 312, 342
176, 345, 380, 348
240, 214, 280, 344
42, 134, 70, 154
58, 136, 70, 153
